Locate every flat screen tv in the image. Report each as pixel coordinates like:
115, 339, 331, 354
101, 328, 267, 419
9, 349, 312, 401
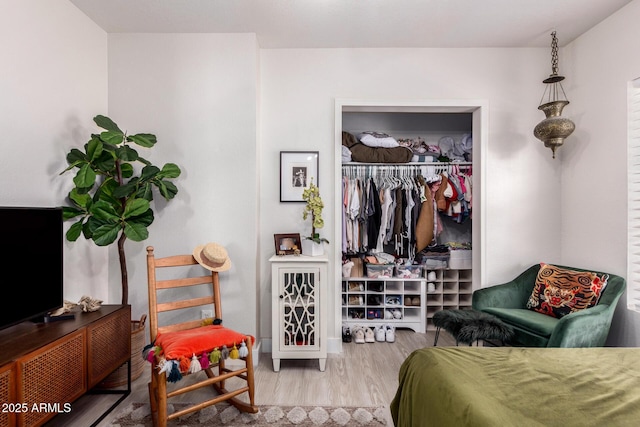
0, 206, 64, 331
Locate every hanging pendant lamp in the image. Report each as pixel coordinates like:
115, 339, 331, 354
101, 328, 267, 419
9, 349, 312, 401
533, 31, 575, 159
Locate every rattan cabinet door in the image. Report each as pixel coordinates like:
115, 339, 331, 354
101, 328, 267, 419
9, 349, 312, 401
0, 363, 15, 427
16, 330, 86, 427
86, 307, 131, 389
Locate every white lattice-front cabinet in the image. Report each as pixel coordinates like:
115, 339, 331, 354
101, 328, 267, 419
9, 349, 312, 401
270, 254, 328, 372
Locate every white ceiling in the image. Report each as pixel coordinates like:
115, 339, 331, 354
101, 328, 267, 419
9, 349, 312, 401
69, 0, 632, 48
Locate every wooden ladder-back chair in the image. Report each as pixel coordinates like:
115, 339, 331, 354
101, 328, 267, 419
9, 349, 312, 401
145, 245, 257, 427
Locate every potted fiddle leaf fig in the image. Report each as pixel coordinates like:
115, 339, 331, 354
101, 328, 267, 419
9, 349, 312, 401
301, 178, 329, 256
60, 115, 181, 305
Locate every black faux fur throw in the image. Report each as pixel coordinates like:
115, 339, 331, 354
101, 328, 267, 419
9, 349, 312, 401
433, 309, 514, 345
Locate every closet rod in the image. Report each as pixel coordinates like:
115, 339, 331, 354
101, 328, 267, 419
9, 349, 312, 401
342, 162, 471, 167
341, 162, 472, 173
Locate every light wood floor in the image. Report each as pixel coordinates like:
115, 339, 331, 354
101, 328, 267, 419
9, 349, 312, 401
45, 329, 456, 427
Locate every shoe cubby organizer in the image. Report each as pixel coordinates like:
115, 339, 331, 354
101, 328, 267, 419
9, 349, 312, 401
341, 269, 473, 333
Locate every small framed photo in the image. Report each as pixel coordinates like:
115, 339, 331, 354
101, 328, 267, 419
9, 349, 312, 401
280, 151, 319, 202
274, 233, 301, 255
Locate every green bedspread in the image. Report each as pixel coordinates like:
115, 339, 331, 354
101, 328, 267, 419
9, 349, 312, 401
390, 347, 640, 426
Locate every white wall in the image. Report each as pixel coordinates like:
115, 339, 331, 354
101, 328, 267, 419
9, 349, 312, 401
107, 34, 260, 336
0, 1, 109, 303
259, 47, 564, 347
562, 0, 640, 346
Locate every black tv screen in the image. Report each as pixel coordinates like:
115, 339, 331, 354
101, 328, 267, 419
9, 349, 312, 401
0, 207, 64, 330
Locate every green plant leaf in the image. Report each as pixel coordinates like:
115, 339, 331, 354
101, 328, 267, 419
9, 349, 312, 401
156, 180, 178, 199
158, 163, 181, 179
83, 216, 104, 239
69, 188, 91, 209
128, 133, 157, 148
124, 198, 150, 219
136, 155, 151, 166
123, 221, 149, 242
66, 220, 84, 241
96, 178, 118, 201
113, 180, 138, 199
136, 182, 154, 201
94, 115, 123, 133
140, 165, 160, 181
100, 130, 125, 145
123, 210, 154, 241
90, 200, 120, 222
86, 137, 103, 162
100, 140, 118, 152
97, 190, 121, 208
73, 163, 97, 189
60, 161, 83, 175
66, 148, 87, 165
62, 205, 84, 220
92, 151, 116, 174
119, 162, 133, 179
130, 208, 154, 227
92, 223, 121, 246
117, 145, 139, 162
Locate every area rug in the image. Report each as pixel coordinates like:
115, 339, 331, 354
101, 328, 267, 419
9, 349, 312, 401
108, 402, 389, 426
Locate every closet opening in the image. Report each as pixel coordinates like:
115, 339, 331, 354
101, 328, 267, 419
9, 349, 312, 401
331, 100, 487, 353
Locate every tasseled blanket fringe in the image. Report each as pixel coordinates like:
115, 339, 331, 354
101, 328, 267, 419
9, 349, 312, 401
144, 338, 251, 383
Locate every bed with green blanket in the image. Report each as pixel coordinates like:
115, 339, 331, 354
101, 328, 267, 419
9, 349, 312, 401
390, 347, 640, 426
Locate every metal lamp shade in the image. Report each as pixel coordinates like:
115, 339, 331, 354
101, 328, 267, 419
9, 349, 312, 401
533, 100, 575, 159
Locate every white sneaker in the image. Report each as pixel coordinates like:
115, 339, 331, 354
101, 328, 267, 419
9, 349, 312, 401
384, 309, 394, 320
364, 327, 376, 343
392, 309, 402, 319
375, 326, 386, 342
385, 325, 396, 343
427, 271, 437, 281
353, 326, 365, 344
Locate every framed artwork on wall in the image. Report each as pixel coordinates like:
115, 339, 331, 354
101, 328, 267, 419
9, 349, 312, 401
274, 233, 301, 255
279, 151, 319, 202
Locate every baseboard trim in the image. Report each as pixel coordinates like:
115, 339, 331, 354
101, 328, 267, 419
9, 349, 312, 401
259, 338, 342, 355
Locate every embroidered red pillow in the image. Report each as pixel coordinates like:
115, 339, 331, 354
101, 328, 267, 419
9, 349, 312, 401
155, 325, 252, 361
526, 263, 608, 318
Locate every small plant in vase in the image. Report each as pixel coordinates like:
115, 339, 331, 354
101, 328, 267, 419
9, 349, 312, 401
302, 178, 329, 256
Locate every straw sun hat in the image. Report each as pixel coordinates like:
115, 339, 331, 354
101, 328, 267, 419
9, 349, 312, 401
193, 242, 231, 272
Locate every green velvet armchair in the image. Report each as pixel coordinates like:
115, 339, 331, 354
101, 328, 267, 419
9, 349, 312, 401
472, 264, 626, 347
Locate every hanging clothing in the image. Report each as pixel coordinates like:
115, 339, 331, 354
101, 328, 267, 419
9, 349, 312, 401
415, 176, 434, 253
342, 164, 472, 259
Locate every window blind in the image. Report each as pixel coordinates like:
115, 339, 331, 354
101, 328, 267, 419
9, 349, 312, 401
627, 78, 640, 312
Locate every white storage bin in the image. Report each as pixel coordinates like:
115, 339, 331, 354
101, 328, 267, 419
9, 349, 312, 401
449, 249, 472, 269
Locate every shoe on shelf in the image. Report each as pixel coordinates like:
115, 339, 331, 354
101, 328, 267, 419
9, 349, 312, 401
404, 296, 412, 306
368, 282, 383, 292
385, 309, 394, 320
349, 282, 364, 291
385, 325, 396, 343
353, 326, 365, 344
386, 296, 401, 305
367, 295, 382, 306
364, 327, 375, 343
367, 309, 383, 320
427, 282, 436, 293
412, 297, 421, 306
342, 325, 352, 343
349, 295, 363, 306
392, 309, 402, 319
375, 326, 386, 342
427, 271, 437, 281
